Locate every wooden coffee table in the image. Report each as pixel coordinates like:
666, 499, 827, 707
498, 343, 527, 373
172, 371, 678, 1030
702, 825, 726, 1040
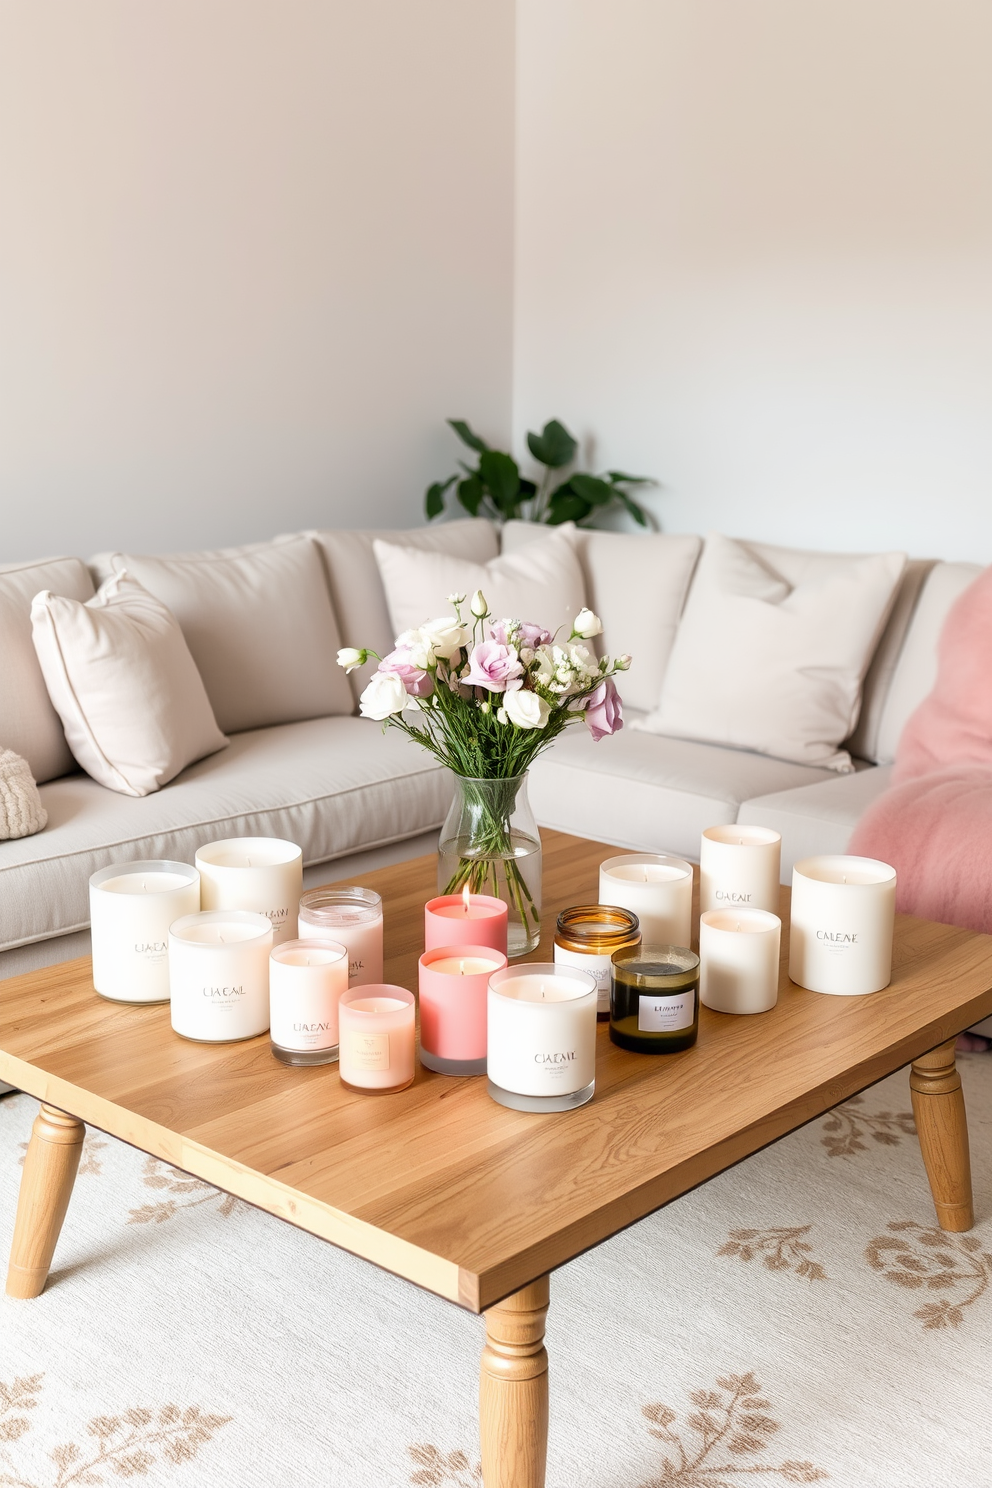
2, 830, 989, 1487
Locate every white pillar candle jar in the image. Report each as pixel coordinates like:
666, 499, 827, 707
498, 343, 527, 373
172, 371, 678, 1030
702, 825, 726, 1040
89, 861, 200, 1004
298, 887, 383, 987
487, 963, 598, 1113
700, 825, 782, 915
269, 938, 349, 1066
169, 910, 273, 1042
699, 909, 782, 1015
789, 855, 897, 996
599, 854, 693, 948
195, 838, 303, 946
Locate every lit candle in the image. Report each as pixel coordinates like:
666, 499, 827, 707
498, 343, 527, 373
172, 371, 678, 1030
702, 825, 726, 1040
699, 826, 782, 915
424, 888, 508, 956
169, 910, 273, 1042
298, 887, 383, 987
699, 909, 781, 1015
89, 860, 200, 1004
599, 854, 693, 947
789, 855, 897, 996
418, 945, 507, 1076
195, 837, 303, 946
338, 985, 416, 1094
269, 938, 349, 1065
486, 963, 598, 1112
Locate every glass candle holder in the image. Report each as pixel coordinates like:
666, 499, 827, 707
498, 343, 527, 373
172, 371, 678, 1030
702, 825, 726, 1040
269, 938, 349, 1065
169, 910, 273, 1043
418, 945, 507, 1076
89, 860, 200, 1004
195, 837, 303, 945
299, 887, 383, 988
610, 945, 699, 1054
338, 985, 416, 1094
700, 825, 782, 915
699, 909, 781, 1015
486, 963, 598, 1113
554, 904, 641, 1020
424, 892, 508, 956
599, 854, 693, 948
789, 855, 897, 996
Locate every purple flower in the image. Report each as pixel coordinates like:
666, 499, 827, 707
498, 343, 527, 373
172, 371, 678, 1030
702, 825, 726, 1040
582, 677, 623, 741
463, 639, 524, 694
489, 619, 553, 650
378, 647, 434, 699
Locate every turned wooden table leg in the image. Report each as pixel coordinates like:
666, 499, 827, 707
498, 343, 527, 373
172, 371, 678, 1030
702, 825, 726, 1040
480, 1275, 549, 1488
6, 1103, 85, 1299
910, 1037, 974, 1233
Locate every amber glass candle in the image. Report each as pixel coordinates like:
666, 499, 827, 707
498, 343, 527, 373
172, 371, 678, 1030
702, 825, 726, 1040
610, 945, 699, 1054
554, 905, 641, 1020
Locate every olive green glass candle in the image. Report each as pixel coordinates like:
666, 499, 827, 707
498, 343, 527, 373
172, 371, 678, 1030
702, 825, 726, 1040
610, 945, 699, 1054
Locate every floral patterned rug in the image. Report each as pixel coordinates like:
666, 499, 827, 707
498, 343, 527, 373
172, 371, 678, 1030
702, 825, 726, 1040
1, 1057, 990, 1487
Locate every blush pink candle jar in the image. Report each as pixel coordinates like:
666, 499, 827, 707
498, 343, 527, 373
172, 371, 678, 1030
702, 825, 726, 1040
423, 893, 508, 956
338, 985, 416, 1094
418, 944, 508, 1076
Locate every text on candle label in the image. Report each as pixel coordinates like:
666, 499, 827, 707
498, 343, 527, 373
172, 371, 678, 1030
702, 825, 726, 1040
638, 992, 694, 1033
715, 890, 752, 903
201, 986, 244, 998
347, 1033, 390, 1071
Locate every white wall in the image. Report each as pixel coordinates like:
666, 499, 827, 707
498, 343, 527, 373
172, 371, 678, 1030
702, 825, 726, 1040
0, 2, 514, 561
514, 1, 992, 561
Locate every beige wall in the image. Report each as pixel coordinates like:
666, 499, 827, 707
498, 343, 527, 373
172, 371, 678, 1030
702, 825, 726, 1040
514, 0, 992, 560
0, 2, 514, 560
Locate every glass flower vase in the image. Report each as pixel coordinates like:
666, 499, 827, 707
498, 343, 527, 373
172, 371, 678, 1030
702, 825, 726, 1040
437, 773, 542, 957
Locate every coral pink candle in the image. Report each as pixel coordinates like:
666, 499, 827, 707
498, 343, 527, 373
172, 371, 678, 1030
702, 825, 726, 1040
424, 889, 508, 956
338, 985, 416, 1094
418, 944, 507, 1076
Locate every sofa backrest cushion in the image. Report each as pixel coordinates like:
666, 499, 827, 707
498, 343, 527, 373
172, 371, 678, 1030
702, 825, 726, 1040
501, 522, 702, 712
0, 556, 95, 783
93, 537, 351, 734
843, 559, 936, 763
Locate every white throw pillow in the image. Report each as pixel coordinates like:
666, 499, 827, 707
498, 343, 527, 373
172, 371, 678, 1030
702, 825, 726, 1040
635, 533, 906, 772
31, 573, 228, 797
373, 526, 586, 643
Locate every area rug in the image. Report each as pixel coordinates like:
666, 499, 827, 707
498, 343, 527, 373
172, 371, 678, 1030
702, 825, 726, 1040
1, 1058, 990, 1488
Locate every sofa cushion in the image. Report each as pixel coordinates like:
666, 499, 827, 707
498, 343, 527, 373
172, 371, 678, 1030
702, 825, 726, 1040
501, 522, 702, 713
0, 556, 95, 783
845, 558, 935, 764
528, 712, 835, 861
737, 764, 893, 881
0, 717, 452, 953
93, 537, 351, 733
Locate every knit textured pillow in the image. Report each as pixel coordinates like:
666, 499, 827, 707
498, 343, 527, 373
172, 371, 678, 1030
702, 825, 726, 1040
0, 748, 47, 839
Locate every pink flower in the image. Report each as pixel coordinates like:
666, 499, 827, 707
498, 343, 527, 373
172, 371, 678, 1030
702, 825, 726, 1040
378, 647, 434, 698
489, 619, 553, 650
463, 639, 524, 694
582, 677, 623, 741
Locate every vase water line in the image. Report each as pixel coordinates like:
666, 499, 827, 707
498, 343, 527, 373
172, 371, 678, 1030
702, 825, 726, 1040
437, 773, 542, 957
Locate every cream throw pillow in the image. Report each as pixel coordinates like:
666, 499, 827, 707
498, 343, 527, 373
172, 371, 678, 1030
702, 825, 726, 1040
31, 573, 227, 797
635, 533, 906, 772
373, 526, 586, 642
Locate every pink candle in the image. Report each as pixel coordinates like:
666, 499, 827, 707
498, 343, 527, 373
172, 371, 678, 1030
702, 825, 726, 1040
338, 985, 416, 1094
418, 944, 507, 1076
424, 891, 508, 955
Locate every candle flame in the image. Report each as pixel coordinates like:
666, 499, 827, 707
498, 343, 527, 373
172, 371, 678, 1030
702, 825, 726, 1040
461, 884, 472, 914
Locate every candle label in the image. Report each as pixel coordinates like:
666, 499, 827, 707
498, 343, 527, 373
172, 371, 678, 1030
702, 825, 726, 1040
715, 890, 753, 905
347, 1032, 390, 1070
553, 946, 613, 1013
815, 930, 858, 954
638, 993, 694, 1033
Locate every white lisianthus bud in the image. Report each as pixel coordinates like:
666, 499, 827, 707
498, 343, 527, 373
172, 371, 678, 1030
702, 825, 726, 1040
479, 700, 491, 714
359, 671, 408, 721
470, 589, 488, 619
336, 647, 367, 673
446, 592, 467, 606
504, 688, 552, 730
615, 653, 633, 671
496, 706, 509, 725
571, 607, 603, 640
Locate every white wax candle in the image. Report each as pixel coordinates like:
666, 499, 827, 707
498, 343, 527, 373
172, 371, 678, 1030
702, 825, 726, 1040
699, 909, 781, 1015
338, 986, 416, 1091
789, 855, 897, 996
196, 837, 303, 946
699, 825, 782, 915
487, 965, 597, 1103
169, 910, 273, 1041
599, 855, 693, 947
298, 887, 384, 987
427, 957, 502, 976
269, 938, 349, 1056
90, 861, 201, 1004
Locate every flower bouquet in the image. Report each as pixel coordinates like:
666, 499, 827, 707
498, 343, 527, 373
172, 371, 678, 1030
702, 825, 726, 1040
339, 591, 630, 954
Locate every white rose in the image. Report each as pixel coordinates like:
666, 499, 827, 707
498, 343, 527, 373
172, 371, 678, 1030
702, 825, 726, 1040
395, 628, 435, 670
567, 643, 599, 679
531, 645, 556, 686
503, 688, 552, 730
572, 607, 603, 640
336, 647, 367, 673
470, 589, 488, 618
359, 671, 408, 721
421, 616, 471, 659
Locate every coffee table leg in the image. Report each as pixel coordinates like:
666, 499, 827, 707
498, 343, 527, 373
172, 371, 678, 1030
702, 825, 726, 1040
910, 1037, 974, 1232
480, 1275, 549, 1488
6, 1103, 85, 1299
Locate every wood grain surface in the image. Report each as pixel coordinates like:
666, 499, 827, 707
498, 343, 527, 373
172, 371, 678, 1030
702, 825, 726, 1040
1, 830, 990, 1311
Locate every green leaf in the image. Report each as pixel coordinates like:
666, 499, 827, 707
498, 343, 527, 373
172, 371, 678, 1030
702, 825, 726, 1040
479, 449, 522, 515
546, 490, 592, 525
425, 475, 455, 520
519, 476, 538, 497
457, 474, 483, 516
569, 473, 615, 506
606, 469, 653, 486
526, 418, 578, 470
617, 489, 650, 527
447, 419, 489, 454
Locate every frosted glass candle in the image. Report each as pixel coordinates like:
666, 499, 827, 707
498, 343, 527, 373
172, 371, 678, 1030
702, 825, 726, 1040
298, 887, 383, 987
700, 826, 782, 915
699, 909, 782, 1015
418, 945, 507, 1076
424, 893, 508, 956
487, 963, 598, 1113
169, 910, 273, 1042
599, 854, 693, 948
269, 938, 349, 1065
195, 837, 303, 946
338, 985, 416, 1094
89, 860, 200, 1004
789, 855, 897, 996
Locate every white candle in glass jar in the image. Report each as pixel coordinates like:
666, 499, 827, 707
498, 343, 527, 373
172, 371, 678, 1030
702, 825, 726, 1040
89, 861, 200, 1003
169, 910, 273, 1041
699, 909, 781, 1015
195, 838, 303, 946
298, 887, 383, 987
789, 855, 897, 996
700, 826, 781, 915
599, 854, 693, 947
269, 938, 349, 1064
338, 986, 416, 1093
487, 964, 598, 1112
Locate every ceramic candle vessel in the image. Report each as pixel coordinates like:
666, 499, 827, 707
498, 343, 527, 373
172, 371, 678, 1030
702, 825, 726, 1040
195, 837, 303, 946
418, 945, 507, 1076
424, 893, 508, 956
486, 963, 598, 1112
89, 860, 200, 1004
699, 825, 782, 915
699, 909, 781, 1014
298, 887, 383, 987
169, 910, 273, 1042
789, 855, 897, 995
599, 854, 693, 948
338, 985, 416, 1093
269, 938, 349, 1065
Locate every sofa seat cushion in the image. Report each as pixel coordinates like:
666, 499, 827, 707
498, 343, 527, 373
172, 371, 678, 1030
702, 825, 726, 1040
0, 718, 452, 953
528, 715, 836, 861
738, 764, 892, 880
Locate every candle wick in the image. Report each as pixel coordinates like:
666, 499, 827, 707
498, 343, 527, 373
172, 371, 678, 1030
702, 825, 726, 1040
843, 875, 847, 884
736, 921, 740, 931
